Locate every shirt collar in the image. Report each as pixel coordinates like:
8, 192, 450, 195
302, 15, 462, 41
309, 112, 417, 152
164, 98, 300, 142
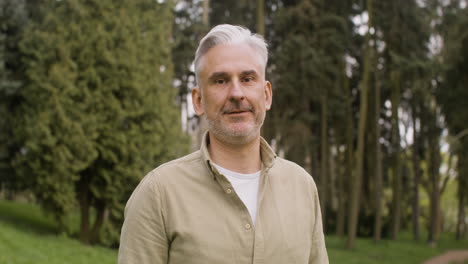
200, 131, 277, 176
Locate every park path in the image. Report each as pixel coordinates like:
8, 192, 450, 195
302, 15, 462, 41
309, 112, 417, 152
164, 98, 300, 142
423, 250, 468, 264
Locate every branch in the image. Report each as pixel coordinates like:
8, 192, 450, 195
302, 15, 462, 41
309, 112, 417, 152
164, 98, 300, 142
440, 151, 454, 195
455, 129, 468, 141
439, 174, 450, 195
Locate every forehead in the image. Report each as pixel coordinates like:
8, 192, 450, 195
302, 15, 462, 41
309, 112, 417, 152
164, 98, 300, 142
198, 43, 264, 80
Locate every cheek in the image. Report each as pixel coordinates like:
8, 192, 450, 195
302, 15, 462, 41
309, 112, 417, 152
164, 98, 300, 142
203, 95, 223, 113
254, 91, 267, 106
208, 92, 228, 105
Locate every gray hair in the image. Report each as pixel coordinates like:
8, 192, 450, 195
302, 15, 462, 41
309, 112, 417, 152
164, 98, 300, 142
193, 24, 268, 83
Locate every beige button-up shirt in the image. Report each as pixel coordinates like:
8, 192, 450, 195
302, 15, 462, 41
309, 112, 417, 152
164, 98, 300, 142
118, 133, 328, 264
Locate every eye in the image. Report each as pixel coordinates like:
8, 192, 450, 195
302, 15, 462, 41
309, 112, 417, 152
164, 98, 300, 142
242, 76, 255, 82
215, 79, 226, 85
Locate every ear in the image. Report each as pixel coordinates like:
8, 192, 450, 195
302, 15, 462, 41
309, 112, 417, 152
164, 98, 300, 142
264, 81, 273, 111
192, 86, 204, 116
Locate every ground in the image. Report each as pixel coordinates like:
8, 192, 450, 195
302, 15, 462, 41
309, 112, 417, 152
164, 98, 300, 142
423, 250, 468, 264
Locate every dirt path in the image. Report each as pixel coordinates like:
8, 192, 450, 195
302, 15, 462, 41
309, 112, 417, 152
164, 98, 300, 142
423, 250, 468, 264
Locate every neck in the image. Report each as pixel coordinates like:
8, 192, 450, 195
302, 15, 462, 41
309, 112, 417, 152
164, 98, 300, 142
208, 133, 262, 174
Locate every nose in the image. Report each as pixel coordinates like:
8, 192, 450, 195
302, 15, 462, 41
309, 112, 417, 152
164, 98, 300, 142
228, 79, 245, 100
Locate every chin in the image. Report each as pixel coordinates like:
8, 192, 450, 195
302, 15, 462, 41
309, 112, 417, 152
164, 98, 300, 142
211, 125, 260, 145
221, 132, 258, 145
206, 116, 264, 145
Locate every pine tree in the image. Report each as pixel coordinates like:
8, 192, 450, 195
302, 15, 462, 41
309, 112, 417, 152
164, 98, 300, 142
16, 0, 187, 244
437, 5, 468, 240
0, 0, 28, 195
270, 0, 348, 231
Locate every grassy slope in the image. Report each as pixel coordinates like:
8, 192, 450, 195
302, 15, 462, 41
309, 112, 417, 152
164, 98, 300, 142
0, 199, 116, 264
1, 199, 467, 264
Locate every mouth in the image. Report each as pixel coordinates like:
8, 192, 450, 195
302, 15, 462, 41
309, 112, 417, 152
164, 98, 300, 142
224, 109, 251, 115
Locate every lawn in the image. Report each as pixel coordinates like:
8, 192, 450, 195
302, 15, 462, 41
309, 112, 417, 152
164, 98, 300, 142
1, 199, 467, 264
327, 231, 468, 264
0, 199, 117, 264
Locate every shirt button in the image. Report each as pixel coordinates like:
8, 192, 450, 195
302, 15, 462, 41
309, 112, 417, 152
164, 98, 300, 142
226, 188, 232, 194
245, 223, 251, 230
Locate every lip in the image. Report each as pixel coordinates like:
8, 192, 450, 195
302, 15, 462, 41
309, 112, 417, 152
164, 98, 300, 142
225, 111, 250, 116
226, 111, 248, 114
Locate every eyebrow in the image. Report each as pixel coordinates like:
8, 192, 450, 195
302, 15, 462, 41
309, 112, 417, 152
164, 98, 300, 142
207, 69, 260, 83
208, 72, 230, 82
240, 70, 259, 77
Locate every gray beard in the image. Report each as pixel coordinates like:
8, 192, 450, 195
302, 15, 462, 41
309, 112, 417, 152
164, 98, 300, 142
204, 113, 265, 145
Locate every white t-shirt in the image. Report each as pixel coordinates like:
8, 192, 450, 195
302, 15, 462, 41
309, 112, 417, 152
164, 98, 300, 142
212, 163, 261, 224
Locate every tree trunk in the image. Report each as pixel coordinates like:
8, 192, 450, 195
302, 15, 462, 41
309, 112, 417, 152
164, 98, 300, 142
329, 138, 336, 213
337, 103, 352, 237
311, 142, 320, 186
202, 0, 209, 26
347, 0, 373, 248
373, 58, 383, 243
456, 141, 468, 240
426, 108, 442, 245
456, 184, 466, 240
411, 109, 421, 241
78, 187, 91, 244
256, 0, 265, 36
90, 200, 107, 244
320, 93, 328, 230
390, 70, 402, 240
428, 139, 441, 245
335, 148, 346, 236
439, 152, 453, 196
336, 62, 350, 237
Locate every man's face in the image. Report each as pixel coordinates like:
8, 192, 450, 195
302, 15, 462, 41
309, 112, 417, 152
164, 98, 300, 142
192, 42, 272, 145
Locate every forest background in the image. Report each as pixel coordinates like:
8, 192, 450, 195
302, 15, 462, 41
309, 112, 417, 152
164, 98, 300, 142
0, 0, 467, 254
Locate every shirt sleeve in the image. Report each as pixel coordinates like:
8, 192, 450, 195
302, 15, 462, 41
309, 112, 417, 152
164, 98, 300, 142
118, 172, 169, 264
309, 185, 329, 264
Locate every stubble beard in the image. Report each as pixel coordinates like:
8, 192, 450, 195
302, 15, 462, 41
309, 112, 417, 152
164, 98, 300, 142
205, 107, 266, 146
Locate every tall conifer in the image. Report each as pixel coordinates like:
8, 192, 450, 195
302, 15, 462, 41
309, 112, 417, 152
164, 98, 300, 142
17, 0, 187, 244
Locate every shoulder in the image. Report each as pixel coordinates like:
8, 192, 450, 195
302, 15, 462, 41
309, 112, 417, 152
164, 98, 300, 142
273, 157, 308, 173
152, 150, 203, 175
135, 150, 207, 190
272, 157, 311, 177
270, 157, 317, 189
125, 150, 205, 207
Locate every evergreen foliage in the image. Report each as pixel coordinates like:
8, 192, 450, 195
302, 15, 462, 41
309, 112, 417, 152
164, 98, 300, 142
437, 6, 468, 240
15, 0, 187, 245
269, 0, 348, 163
0, 0, 28, 193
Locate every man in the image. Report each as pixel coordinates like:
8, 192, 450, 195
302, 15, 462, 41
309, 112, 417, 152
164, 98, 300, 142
118, 24, 328, 264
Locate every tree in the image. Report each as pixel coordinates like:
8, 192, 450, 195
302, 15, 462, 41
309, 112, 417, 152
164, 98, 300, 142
210, 0, 257, 30
425, 102, 443, 245
270, 0, 348, 231
257, 0, 266, 35
172, 0, 207, 144
347, 0, 373, 248
373, 0, 433, 240
0, 0, 32, 196
437, 4, 468, 240
16, 0, 187, 245
372, 37, 384, 242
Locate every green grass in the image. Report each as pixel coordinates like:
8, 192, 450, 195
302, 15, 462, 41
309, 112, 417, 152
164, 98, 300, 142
327, 234, 468, 264
1, 199, 467, 264
327, 231, 468, 264
0, 199, 117, 264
